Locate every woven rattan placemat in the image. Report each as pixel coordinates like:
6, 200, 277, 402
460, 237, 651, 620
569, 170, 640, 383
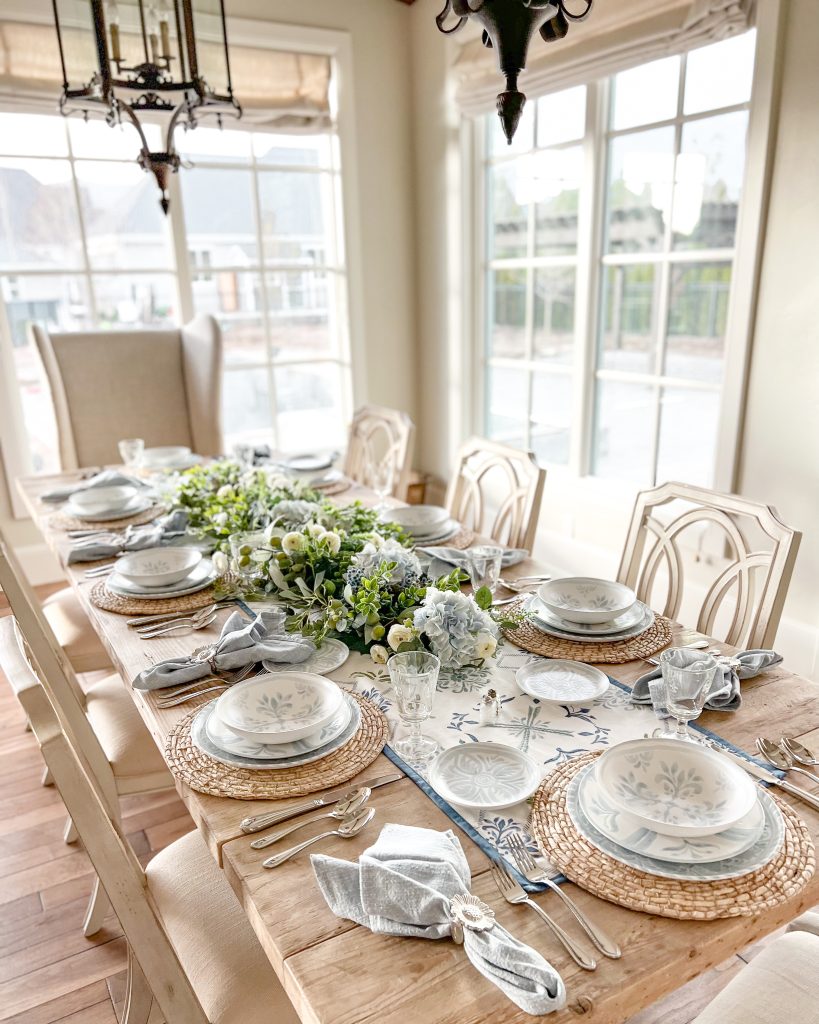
90, 580, 218, 616
502, 600, 673, 664
164, 692, 388, 800
50, 505, 164, 531
530, 751, 815, 920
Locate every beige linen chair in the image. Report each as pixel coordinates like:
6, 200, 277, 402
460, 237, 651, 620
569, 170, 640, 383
617, 482, 801, 649
32, 313, 223, 470
2, 608, 298, 1024
344, 404, 415, 501
445, 437, 546, 551
0, 528, 174, 936
42, 586, 111, 674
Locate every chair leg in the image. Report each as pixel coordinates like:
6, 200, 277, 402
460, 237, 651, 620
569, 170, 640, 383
83, 874, 111, 937
42, 765, 54, 786
64, 815, 79, 844
123, 946, 154, 1024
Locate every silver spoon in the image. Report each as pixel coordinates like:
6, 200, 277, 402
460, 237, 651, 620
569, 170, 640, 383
782, 736, 819, 767
262, 806, 376, 869
757, 738, 819, 784
137, 608, 217, 638
250, 788, 372, 849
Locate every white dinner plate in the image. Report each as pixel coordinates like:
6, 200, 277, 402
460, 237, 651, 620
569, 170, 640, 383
262, 638, 349, 677
279, 453, 335, 472
105, 559, 215, 599
516, 659, 609, 705
387, 505, 451, 532
217, 671, 345, 743
428, 742, 541, 810
65, 495, 154, 522
529, 597, 649, 636
525, 596, 655, 644
407, 519, 462, 545
206, 697, 353, 760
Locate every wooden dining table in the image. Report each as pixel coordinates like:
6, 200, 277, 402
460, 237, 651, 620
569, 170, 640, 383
16, 469, 819, 1024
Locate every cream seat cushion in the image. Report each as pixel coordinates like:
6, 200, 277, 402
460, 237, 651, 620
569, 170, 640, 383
146, 830, 300, 1024
789, 910, 819, 937
43, 588, 111, 673
84, 674, 170, 782
692, 931, 819, 1024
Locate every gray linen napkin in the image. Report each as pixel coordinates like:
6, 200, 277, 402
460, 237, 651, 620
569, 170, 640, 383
132, 609, 316, 691
311, 823, 565, 1016
67, 510, 194, 563
42, 470, 149, 503
631, 648, 783, 712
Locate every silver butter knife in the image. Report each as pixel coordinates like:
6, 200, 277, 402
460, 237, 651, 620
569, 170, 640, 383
240, 771, 404, 833
720, 748, 819, 812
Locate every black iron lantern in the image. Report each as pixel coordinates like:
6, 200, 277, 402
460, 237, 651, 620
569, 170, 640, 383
436, 0, 593, 145
52, 0, 241, 212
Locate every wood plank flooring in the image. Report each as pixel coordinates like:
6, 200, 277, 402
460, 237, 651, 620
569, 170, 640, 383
0, 592, 791, 1024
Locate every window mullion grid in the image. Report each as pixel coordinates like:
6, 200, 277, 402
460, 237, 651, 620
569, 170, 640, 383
524, 161, 536, 449
64, 122, 99, 325
249, 144, 279, 449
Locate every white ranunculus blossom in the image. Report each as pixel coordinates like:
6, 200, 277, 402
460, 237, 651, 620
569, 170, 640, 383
211, 550, 229, 576
475, 631, 497, 660
323, 530, 342, 554
306, 521, 326, 538
370, 644, 388, 665
282, 531, 306, 555
387, 623, 414, 651
212, 511, 228, 527
216, 484, 234, 498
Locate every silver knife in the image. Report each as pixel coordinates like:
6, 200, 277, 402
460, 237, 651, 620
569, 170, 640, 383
239, 771, 404, 833
720, 749, 819, 812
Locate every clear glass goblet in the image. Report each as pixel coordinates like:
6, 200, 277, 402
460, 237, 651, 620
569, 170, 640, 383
229, 530, 267, 587
468, 545, 504, 595
660, 649, 720, 742
388, 651, 441, 766
118, 438, 144, 469
371, 459, 395, 515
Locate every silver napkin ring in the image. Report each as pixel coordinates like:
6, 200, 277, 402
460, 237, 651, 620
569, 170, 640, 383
449, 893, 496, 944
190, 642, 220, 674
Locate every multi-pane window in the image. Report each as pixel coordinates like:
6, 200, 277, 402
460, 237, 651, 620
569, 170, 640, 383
481, 31, 757, 487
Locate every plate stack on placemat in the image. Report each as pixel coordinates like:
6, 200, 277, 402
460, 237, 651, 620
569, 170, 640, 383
165, 687, 388, 799
503, 577, 673, 664
386, 505, 473, 549
530, 747, 815, 920
90, 547, 220, 615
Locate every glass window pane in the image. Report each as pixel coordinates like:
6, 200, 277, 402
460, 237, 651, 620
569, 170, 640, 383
488, 161, 528, 259
257, 171, 332, 264
176, 126, 251, 163
192, 271, 266, 366
606, 127, 674, 253
486, 366, 528, 446
592, 380, 656, 482
672, 112, 748, 250
0, 159, 84, 270
75, 161, 173, 269
274, 364, 345, 451
531, 372, 571, 465
223, 367, 274, 446
93, 273, 178, 327
533, 146, 582, 255
599, 264, 659, 374
488, 269, 527, 359
252, 134, 332, 167
684, 31, 756, 116
656, 387, 720, 486
181, 166, 258, 263
266, 270, 333, 361
69, 119, 162, 159
536, 86, 586, 147
487, 104, 534, 157
0, 113, 68, 156
533, 268, 575, 363
665, 262, 731, 383
612, 56, 680, 131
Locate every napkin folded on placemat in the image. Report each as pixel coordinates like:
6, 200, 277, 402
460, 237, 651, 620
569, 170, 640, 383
133, 609, 316, 691
42, 470, 149, 504
67, 510, 195, 563
417, 546, 529, 571
631, 649, 783, 713
311, 823, 566, 1016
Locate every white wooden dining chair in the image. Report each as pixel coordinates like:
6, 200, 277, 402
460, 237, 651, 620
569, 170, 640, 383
445, 437, 546, 551
343, 404, 415, 501
1, 615, 299, 1024
617, 481, 802, 649
32, 313, 223, 470
0, 528, 175, 936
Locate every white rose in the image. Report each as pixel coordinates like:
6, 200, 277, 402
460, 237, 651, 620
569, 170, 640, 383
387, 623, 414, 651
216, 485, 234, 498
212, 512, 228, 527
370, 644, 388, 665
282, 532, 305, 555
475, 632, 497, 660
323, 530, 341, 554
211, 550, 229, 575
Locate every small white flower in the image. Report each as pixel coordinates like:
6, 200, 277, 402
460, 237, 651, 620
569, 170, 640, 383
387, 623, 414, 651
370, 644, 388, 664
216, 484, 234, 499
475, 632, 497, 660
323, 530, 342, 554
212, 512, 228, 528
282, 531, 305, 555
306, 521, 326, 538
211, 550, 229, 576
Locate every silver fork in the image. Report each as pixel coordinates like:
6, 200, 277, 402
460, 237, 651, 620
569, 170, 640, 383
490, 861, 597, 971
506, 834, 621, 959
137, 610, 217, 638
84, 564, 116, 578
155, 684, 228, 708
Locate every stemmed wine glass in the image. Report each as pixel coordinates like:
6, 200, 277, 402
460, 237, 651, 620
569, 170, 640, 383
388, 651, 441, 766
371, 458, 395, 515
660, 649, 720, 742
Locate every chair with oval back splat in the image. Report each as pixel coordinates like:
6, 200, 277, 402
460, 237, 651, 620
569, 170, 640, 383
343, 405, 415, 501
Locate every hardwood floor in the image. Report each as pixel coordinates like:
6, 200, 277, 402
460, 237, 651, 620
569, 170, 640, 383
0, 593, 786, 1024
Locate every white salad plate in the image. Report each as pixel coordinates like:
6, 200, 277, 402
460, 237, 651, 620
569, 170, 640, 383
594, 738, 759, 838
70, 485, 138, 515
577, 760, 765, 864
105, 559, 214, 599
530, 597, 649, 636
191, 695, 361, 771
206, 697, 353, 761
516, 659, 609, 705
66, 494, 154, 522
217, 671, 345, 743
525, 596, 655, 644
279, 453, 335, 473
408, 519, 461, 545
115, 547, 202, 588
567, 762, 784, 881
388, 505, 451, 533
262, 638, 350, 676
538, 577, 637, 625
429, 742, 541, 810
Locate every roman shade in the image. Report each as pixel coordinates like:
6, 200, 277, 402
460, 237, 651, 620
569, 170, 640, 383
454, 0, 756, 115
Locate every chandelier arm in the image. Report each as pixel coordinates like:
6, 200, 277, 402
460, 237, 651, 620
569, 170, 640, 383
117, 101, 153, 155
435, 0, 468, 34
452, 0, 487, 14
559, 0, 593, 21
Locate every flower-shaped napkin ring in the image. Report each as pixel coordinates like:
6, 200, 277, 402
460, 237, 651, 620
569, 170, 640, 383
449, 893, 496, 944
191, 642, 220, 674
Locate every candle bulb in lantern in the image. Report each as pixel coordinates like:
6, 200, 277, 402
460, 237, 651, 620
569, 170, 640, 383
147, 5, 159, 64
108, 0, 121, 63
158, 0, 171, 59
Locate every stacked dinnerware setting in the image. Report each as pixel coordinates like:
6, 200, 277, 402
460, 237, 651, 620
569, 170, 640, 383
64, 484, 151, 522
527, 577, 650, 644
106, 547, 216, 601
386, 504, 462, 545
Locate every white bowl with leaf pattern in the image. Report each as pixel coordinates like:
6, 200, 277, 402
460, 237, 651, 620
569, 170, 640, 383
594, 738, 758, 838
217, 671, 345, 743
537, 577, 637, 625
115, 546, 202, 588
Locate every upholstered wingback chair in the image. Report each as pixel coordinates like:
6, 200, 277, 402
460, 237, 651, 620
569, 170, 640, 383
32, 314, 223, 470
